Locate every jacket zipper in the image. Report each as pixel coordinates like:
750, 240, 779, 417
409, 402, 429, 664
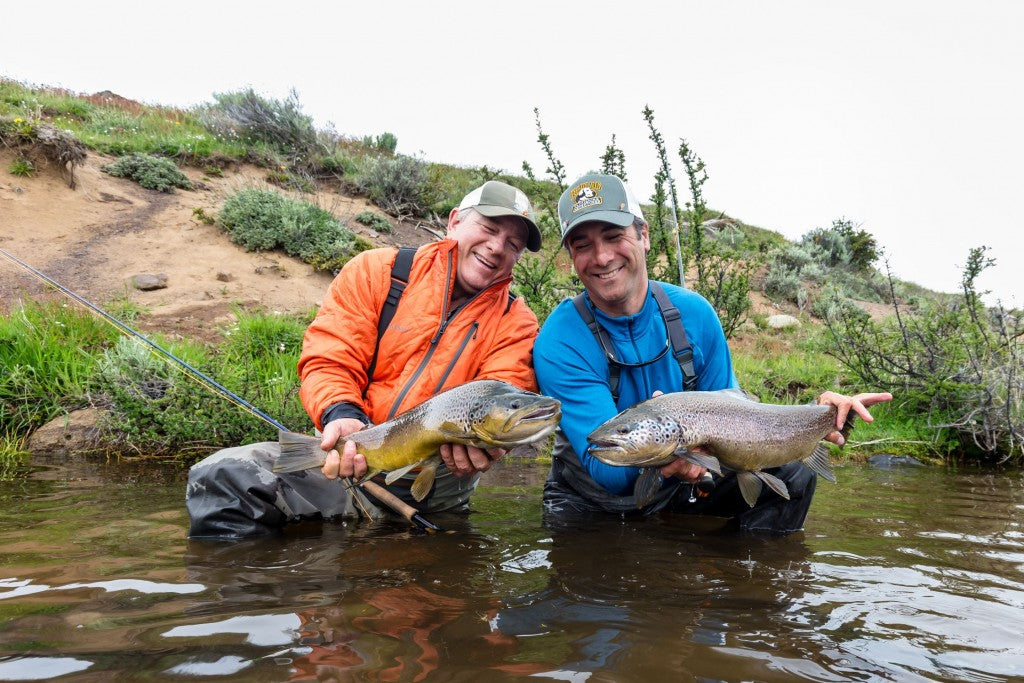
385, 251, 506, 420
432, 321, 478, 394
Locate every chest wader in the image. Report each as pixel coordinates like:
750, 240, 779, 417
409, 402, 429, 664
547, 283, 699, 515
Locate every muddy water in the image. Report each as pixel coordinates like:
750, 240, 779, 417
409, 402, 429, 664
0, 455, 1021, 681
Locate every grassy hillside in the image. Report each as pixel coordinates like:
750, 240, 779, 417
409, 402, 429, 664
2, 78, 1021, 466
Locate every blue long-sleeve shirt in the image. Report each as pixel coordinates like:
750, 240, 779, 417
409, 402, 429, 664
534, 282, 738, 495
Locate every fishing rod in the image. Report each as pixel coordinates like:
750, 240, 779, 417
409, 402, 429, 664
0, 247, 440, 532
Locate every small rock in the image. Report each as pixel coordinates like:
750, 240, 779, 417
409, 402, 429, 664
28, 408, 105, 453
216, 271, 233, 282
867, 454, 926, 469
767, 314, 801, 329
132, 273, 168, 291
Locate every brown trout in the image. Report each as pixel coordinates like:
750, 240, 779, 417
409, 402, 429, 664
587, 389, 850, 507
274, 380, 561, 501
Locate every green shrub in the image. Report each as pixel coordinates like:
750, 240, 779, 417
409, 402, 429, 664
219, 188, 371, 271
819, 248, 1023, 463
202, 88, 322, 159
96, 313, 314, 456
7, 158, 33, 177
361, 132, 398, 154
101, 153, 193, 192
355, 210, 392, 232
802, 218, 879, 271
219, 188, 287, 250
358, 154, 429, 216
317, 153, 357, 176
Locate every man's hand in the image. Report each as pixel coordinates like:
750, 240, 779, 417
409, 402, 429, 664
439, 443, 507, 478
321, 417, 368, 480
659, 457, 706, 484
816, 391, 894, 446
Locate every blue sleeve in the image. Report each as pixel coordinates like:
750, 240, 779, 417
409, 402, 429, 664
534, 305, 639, 495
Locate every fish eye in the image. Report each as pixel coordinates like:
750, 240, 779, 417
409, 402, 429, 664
510, 400, 521, 409
617, 426, 630, 435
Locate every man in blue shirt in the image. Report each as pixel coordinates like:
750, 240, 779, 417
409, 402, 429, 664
534, 172, 891, 532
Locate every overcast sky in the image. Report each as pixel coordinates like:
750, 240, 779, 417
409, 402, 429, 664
5, 0, 1022, 304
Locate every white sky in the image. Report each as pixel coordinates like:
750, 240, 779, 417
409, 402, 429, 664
4, 0, 1022, 304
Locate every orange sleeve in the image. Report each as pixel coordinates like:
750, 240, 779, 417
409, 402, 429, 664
297, 249, 392, 429
473, 296, 540, 392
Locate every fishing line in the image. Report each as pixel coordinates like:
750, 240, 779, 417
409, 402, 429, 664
0, 247, 389, 522
0, 247, 289, 431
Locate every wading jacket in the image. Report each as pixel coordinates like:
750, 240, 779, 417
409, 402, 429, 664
534, 282, 738, 506
299, 240, 539, 430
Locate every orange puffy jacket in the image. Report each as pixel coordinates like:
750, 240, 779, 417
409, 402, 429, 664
298, 240, 539, 429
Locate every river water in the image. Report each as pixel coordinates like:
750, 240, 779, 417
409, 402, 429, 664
0, 455, 1021, 682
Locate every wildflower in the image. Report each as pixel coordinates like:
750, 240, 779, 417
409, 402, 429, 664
13, 117, 22, 123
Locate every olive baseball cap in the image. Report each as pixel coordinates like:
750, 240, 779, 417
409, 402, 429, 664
458, 180, 541, 251
557, 173, 644, 245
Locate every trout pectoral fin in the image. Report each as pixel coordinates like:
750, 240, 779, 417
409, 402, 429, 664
805, 444, 837, 483
384, 461, 420, 485
736, 471, 762, 507
410, 456, 441, 502
633, 468, 663, 508
677, 449, 722, 476
754, 470, 790, 500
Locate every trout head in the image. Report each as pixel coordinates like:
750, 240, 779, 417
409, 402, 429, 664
437, 381, 562, 447
587, 408, 686, 467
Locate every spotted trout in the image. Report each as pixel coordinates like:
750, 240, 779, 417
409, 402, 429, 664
586, 389, 852, 507
274, 380, 561, 501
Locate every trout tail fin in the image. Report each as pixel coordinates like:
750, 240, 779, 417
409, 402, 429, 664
274, 430, 325, 473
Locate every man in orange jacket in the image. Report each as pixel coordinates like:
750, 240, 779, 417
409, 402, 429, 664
186, 180, 543, 537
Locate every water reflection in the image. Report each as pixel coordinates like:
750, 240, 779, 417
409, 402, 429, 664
0, 456, 1021, 681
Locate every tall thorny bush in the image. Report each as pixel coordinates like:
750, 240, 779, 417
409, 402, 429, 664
821, 247, 1023, 462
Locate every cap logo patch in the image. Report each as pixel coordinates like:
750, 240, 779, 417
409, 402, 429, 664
570, 181, 603, 213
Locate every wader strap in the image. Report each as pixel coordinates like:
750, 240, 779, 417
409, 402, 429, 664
572, 293, 622, 400
572, 284, 699, 401
365, 246, 417, 390
650, 282, 698, 392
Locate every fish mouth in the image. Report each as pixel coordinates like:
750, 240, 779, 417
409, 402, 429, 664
474, 400, 562, 445
587, 443, 631, 465
516, 403, 561, 423
589, 438, 624, 450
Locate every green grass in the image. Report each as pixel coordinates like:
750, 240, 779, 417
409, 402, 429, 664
0, 300, 320, 462
0, 301, 117, 463
1, 79, 253, 162
7, 157, 33, 177
732, 326, 846, 404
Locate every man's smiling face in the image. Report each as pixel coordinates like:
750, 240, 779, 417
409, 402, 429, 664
566, 220, 651, 317
447, 209, 527, 301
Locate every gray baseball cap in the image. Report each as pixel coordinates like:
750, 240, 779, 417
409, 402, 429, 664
458, 180, 541, 251
557, 173, 644, 245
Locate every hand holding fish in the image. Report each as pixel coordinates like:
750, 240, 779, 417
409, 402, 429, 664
815, 391, 893, 446
659, 457, 705, 484
320, 417, 369, 480
440, 443, 507, 477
